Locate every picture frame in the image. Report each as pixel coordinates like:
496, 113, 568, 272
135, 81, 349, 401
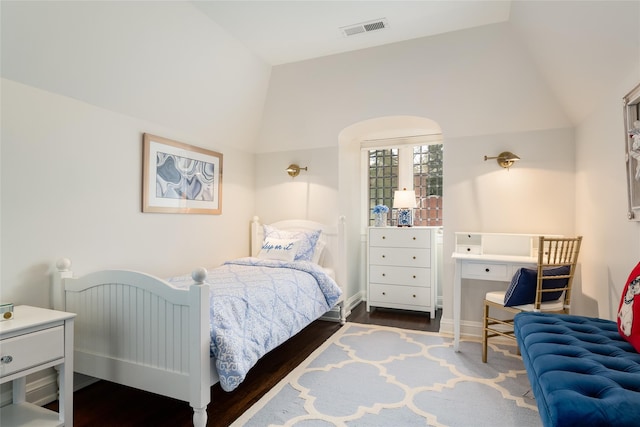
623, 82, 640, 220
142, 133, 222, 214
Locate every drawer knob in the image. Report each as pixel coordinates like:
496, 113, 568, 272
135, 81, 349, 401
412, 294, 416, 298
382, 255, 386, 258
467, 247, 471, 252
413, 275, 416, 279
382, 236, 386, 239
1, 355, 13, 364
485, 268, 490, 272
412, 237, 416, 240
382, 273, 386, 277
382, 292, 386, 296
413, 256, 416, 260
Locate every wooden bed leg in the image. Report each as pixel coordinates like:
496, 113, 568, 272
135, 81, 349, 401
192, 406, 207, 427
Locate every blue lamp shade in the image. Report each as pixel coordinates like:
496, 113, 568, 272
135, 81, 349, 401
393, 189, 417, 227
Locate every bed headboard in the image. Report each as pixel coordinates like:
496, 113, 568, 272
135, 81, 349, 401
250, 216, 346, 290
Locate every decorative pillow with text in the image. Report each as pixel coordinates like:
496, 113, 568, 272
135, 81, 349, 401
263, 225, 322, 262
257, 238, 300, 262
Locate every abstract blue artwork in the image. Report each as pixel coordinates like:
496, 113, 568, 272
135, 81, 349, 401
155, 152, 215, 201
143, 134, 222, 214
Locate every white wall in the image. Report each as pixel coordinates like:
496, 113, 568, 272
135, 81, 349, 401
257, 22, 570, 154
256, 21, 576, 330
254, 147, 338, 225
1, 1, 270, 152
444, 128, 575, 329
1, 79, 256, 307
0, 2, 271, 307
575, 76, 640, 320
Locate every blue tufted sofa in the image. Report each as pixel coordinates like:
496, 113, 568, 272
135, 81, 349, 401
514, 312, 640, 427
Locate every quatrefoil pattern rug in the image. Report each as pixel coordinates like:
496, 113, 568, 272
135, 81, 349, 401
233, 322, 541, 427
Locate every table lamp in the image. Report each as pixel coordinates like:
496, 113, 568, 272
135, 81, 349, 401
393, 188, 417, 227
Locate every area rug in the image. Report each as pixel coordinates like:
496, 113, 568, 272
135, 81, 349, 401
232, 322, 541, 427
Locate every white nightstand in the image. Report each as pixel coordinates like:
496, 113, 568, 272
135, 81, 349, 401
367, 227, 437, 318
0, 305, 76, 426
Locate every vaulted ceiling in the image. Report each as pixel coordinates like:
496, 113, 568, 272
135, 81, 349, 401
193, 0, 640, 125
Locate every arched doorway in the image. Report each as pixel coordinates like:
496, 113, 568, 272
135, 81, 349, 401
337, 115, 444, 311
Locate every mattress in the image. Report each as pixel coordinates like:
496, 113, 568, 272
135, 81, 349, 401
514, 312, 640, 427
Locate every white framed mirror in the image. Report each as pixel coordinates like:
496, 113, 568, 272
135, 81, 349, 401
623, 82, 640, 220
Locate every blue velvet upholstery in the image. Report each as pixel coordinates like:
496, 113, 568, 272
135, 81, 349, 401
514, 312, 640, 427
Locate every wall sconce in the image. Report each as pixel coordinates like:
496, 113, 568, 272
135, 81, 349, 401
393, 188, 417, 227
484, 151, 520, 169
286, 164, 307, 178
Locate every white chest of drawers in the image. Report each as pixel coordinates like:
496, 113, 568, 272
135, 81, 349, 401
0, 305, 76, 427
367, 227, 436, 318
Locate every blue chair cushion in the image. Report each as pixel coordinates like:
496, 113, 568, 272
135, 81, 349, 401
504, 266, 570, 307
514, 312, 640, 427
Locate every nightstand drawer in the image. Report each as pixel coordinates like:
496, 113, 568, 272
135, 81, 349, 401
369, 228, 431, 248
369, 283, 431, 306
369, 265, 431, 287
369, 247, 431, 267
0, 326, 64, 377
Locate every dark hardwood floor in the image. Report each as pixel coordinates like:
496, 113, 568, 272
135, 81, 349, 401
45, 303, 441, 426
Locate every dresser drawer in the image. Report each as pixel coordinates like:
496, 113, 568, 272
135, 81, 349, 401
461, 262, 510, 281
0, 326, 64, 377
369, 265, 431, 287
369, 247, 431, 267
369, 283, 431, 306
369, 228, 431, 248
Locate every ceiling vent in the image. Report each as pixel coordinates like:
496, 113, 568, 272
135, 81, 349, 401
340, 18, 389, 37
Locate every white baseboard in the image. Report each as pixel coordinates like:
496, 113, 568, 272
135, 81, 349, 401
439, 317, 483, 340
0, 369, 58, 408
1, 370, 99, 409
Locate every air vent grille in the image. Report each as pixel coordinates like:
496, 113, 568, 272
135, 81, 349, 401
340, 18, 389, 37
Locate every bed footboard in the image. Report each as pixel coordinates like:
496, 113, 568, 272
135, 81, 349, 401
52, 259, 211, 427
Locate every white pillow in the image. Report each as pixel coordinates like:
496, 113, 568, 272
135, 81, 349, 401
311, 240, 326, 265
258, 238, 300, 261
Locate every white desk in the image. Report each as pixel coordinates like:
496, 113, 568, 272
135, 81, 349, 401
452, 252, 536, 351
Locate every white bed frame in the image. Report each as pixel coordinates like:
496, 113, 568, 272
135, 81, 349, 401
52, 216, 346, 427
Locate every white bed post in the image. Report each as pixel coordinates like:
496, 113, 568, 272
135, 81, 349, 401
53, 258, 73, 311
251, 216, 262, 256
189, 267, 211, 427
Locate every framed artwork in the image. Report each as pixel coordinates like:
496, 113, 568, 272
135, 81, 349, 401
142, 133, 223, 214
624, 83, 640, 220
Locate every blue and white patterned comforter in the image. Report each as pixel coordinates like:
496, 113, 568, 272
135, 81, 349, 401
167, 257, 342, 391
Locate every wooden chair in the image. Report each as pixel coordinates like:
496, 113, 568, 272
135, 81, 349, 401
482, 236, 582, 363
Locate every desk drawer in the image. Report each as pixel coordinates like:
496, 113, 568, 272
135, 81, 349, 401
369, 265, 431, 287
369, 283, 431, 306
369, 247, 431, 267
455, 245, 482, 255
0, 326, 64, 377
461, 262, 510, 281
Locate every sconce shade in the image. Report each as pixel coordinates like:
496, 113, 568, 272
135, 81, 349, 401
393, 189, 417, 208
484, 151, 520, 169
286, 164, 307, 177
